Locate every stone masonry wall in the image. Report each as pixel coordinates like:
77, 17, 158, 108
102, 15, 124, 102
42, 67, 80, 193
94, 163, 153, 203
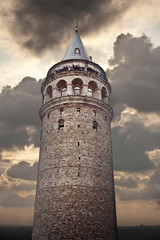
32, 97, 117, 240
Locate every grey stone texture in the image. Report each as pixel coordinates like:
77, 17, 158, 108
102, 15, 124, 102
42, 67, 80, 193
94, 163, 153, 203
32, 59, 117, 240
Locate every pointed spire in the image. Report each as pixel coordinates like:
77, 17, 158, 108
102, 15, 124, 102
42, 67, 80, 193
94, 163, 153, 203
62, 24, 90, 61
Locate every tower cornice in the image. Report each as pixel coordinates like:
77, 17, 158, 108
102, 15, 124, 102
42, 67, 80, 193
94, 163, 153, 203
39, 95, 113, 121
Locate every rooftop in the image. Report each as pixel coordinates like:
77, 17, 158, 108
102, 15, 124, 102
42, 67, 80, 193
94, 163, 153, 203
62, 32, 90, 61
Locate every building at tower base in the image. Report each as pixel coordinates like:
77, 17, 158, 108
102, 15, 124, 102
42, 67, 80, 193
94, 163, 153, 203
32, 30, 117, 240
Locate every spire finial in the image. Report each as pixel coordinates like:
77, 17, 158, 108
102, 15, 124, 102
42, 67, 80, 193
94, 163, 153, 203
75, 18, 78, 32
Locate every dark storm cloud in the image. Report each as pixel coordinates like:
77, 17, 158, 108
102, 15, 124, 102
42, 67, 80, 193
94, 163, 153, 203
112, 118, 158, 172
0, 77, 41, 127
7, 161, 38, 181
108, 33, 160, 114
5, 0, 135, 54
0, 186, 34, 207
0, 77, 42, 150
0, 123, 30, 151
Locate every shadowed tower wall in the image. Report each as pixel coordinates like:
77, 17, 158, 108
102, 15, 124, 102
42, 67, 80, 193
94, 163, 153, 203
32, 32, 117, 240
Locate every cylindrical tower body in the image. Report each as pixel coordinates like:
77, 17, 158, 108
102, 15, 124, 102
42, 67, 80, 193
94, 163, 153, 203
33, 33, 117, 240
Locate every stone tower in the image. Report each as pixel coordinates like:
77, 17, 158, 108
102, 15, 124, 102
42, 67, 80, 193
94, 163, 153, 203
32, 28, 117, 240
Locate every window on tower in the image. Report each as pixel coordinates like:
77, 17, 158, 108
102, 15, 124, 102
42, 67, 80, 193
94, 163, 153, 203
72, 78, 83, 95
93, 121, 98, 131
77, 108, 80, 113
60, 108, 64, 114
75, 48, 80, 54
59, 119, 64, 129
101, 87, 107, 102
88, 81, 98, 98
57, 80, 67, 97
46, 85, 52, 101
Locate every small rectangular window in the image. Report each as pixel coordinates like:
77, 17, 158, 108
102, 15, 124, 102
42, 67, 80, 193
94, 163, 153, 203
77, 108, 80, 113
78, 141, 80, 146
93, 121, 98, 131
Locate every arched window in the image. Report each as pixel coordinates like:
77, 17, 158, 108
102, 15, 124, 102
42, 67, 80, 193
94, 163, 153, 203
75, 48, 80, 54
46, 85, 52, 100
88, 88, 92, 97
93, 121, 98, 131
101, 87, 107, 102
59, 119, 64, 129
72, 78, 83, 95
88, 81, 98, 97
57, 80, 67, 96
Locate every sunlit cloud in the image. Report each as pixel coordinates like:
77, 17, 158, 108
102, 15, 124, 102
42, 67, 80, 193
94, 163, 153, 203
2, 145, 39, 164
146, 149, 160, 167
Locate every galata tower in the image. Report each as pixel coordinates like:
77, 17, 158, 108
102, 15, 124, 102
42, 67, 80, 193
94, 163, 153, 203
32, 26, 117, 240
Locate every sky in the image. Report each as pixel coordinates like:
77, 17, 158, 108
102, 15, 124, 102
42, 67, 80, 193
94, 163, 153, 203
0, 0, 160, 227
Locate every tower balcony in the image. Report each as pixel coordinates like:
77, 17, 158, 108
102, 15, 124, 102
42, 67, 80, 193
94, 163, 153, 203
41, 59, 111, 94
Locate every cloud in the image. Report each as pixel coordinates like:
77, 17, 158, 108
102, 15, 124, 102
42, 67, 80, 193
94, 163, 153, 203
115, 169, 160, 203
150, 168, 160, 185
0, 159, 11, 163
156, 199, 160, 205
7, 161, 38, 181
0, 186, 35, 207
13, 182, 36, 192
112, 117, 158, 172
108, 33, 160, 114
0, 77, 42, 151
116, 184, 160, 202
0, 77, 41, 127
0, 168, 5, 175
115, 176, 139, 188
3, 0, 135, 54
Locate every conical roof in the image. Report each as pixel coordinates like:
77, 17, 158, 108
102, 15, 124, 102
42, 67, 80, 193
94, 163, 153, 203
62, 32, 90, 61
